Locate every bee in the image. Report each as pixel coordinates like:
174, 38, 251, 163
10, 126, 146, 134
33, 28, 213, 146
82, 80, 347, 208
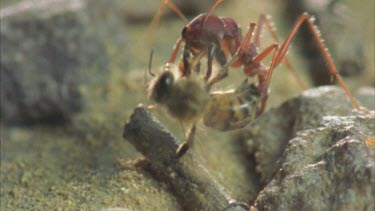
147, 62, 261, 157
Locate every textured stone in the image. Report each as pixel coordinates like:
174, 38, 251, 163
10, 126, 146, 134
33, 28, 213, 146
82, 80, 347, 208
239, 86, 359, 183
252, 114, 374, 210
236, 86, 374, 209
0, 0, 125, 125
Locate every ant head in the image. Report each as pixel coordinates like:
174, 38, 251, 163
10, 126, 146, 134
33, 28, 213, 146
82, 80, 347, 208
148, 68, 175, 104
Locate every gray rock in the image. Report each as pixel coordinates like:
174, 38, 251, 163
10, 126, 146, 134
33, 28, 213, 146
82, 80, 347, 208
239, 86, 359, 183
356, 87, 375, 111
0, 0, 125, 125
283, 0, 366, 85
252, 114, 374, 210
236, 86, 374, 209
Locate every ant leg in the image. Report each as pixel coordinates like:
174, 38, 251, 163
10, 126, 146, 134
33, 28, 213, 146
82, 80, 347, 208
149, 0, 167, 28
146, 0, 169, 44
254, 14, 307, 89
252, 43, 279, 64
169, 38, 183, 63
147, 0, 186, 43
178, 43, 191, 77
259, 44, 280, 114
176, 125, 197, 158
254, 15, 264, 47
274, 13, 363, 112
250, 43, 280, 115
164, 0, 189, 24
149, 0, 188, 31
144, 0, 188, 57
272, 13, 309, 67
305, 16, 363, 111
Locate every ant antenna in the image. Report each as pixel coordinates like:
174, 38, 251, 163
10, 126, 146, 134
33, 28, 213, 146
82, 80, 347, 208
166, 0, 189, 25
149, 0, 188, 31
144, 49, 155, 87
204, 0, 224, 22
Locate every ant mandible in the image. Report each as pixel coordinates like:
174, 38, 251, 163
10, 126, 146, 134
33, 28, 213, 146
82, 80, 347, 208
149, 0, 364, 115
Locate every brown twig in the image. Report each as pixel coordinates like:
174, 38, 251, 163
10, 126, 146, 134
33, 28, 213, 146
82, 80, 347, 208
123, 105, 248, 211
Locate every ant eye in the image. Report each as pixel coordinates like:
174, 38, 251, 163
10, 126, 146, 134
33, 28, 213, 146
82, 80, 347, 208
181, 26, 187, 38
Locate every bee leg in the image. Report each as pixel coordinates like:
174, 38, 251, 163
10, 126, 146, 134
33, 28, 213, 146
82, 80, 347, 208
176, 125, 196, 158
146, 104, 159, 110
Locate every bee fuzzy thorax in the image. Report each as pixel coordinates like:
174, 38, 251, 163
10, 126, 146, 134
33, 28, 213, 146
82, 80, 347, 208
167, 79, 210, 122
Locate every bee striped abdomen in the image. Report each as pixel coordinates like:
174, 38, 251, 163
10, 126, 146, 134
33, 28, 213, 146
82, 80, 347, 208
203, 82, 261, 131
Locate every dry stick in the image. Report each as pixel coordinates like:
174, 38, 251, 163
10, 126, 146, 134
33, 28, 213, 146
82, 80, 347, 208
123, 106, 247, 211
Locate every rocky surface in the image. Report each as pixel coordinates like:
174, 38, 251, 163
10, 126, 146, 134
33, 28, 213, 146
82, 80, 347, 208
253, 114, 374, 210
0, 0, 125, 125
236, 86, 374, 209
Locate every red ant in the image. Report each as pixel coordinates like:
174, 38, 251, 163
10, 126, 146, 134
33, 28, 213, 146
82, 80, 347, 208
149, 0, 365, 115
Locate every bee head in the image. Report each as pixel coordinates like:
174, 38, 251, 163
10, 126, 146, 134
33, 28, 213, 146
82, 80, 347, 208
148, 71, 175, 103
